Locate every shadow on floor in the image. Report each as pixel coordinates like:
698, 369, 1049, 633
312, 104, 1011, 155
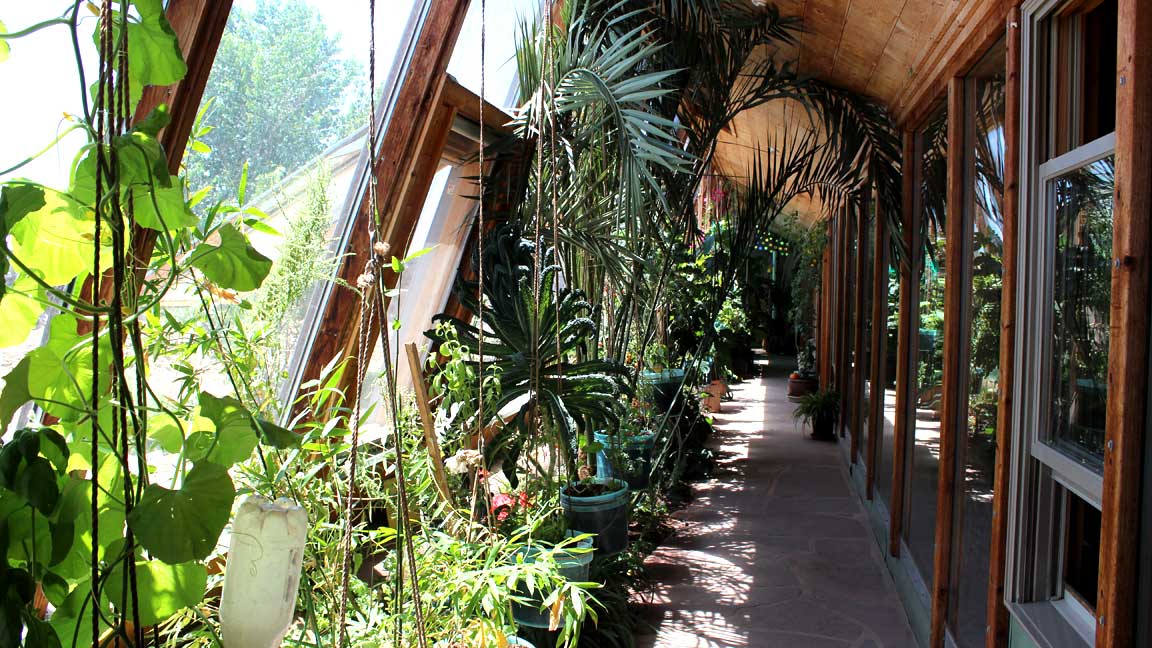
632, 365, 919, 648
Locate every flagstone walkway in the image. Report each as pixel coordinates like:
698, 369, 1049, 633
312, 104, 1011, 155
633, 364, 918, 648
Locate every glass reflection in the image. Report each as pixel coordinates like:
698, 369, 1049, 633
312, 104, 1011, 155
906, 105, 948, 581
1047, 156, 1114, 472
950, 47, 1005, 648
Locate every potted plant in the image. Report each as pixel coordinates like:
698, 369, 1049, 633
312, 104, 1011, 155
787, 339, 819, 400
560, 477, 630, 556
794, 389, 840, 441
494, 491, 597, 630
593, 398, 656, 489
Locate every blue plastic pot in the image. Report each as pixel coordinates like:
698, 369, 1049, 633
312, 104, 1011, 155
512, 537, 595, 629
560, 478, 629, 556
594, 431, 655, 489
507, 638, 536, 648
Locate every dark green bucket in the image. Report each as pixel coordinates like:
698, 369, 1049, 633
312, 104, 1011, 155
511, 537, 594, 629
560, 478, 629, 556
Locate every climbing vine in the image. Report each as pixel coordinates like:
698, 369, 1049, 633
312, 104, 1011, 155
0, 3, 285, 645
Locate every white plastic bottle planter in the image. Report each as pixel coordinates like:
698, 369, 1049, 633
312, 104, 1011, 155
220, 496, 308, 648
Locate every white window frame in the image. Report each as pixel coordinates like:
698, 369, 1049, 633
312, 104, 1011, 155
1026, 131, 1115, 507
1007, 0, 1117, 644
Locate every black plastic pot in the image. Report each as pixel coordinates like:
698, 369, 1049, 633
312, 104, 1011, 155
810, 411, 837, 441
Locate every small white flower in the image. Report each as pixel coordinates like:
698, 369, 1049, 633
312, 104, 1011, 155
445, 448, 483, 474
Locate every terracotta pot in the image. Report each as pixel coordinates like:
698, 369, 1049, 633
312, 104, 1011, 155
787, 375, 819, 401
703, 379, 726, 413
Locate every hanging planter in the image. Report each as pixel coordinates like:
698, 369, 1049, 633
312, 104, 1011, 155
220, 496, 309, 648
594, 430, 655, 489
511, 537, 595, 629
560, 478, 630, 555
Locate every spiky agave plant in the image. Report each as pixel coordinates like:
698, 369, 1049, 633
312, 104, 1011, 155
426, 224, 631, 485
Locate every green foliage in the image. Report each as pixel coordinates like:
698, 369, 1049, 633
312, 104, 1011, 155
427, 225, 631, 482
185, 0, 363, 205
127, 462, 236, 564
792, 389, 840, 427
189, 223, 274, 291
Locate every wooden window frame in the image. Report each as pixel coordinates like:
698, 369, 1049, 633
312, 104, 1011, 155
1006, 0, 1150, 646
289, 0, 471, 407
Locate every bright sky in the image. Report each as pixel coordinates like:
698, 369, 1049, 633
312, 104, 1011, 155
0, 0, 538, 190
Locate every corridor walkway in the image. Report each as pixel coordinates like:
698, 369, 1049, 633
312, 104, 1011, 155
634, 366, 918, 648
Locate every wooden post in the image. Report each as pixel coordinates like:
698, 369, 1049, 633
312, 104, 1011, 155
929, 76, 967, 648
296, 0, 470, 403
405, 343, 453, 507
866, 190, 888, 500
986, 9, 1020, 646
890, 130, 918, 558
819, 219, 834, 389
80, 0, 234, 321
850, 200, 867, 463
1097, 0, 1152, 643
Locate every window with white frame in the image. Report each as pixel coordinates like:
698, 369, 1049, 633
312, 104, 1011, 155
1010, 0, 1116, 643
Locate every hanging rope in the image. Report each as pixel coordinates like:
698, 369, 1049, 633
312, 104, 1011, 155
333, 0, 380, 642
545, 0, 564, 477
467, 0, 489, 543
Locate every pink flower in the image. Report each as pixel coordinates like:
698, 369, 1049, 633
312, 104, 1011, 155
492, 493, 514, 522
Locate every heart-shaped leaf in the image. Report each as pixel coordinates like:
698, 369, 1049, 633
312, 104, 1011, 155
127, 462, 234, 563
104, 560, 207, 626
190, 224, 272, 292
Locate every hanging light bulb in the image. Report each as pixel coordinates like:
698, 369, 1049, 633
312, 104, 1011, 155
220, 496, 309, 648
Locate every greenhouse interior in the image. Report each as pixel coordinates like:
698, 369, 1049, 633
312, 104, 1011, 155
2, 0, 1151, 647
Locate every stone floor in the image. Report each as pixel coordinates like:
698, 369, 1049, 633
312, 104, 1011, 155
633, 366, 919, 648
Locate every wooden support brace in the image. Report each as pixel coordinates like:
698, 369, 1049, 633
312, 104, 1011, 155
404, 342, 453, 508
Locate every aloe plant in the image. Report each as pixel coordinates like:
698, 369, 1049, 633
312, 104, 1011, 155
427, 225, 630, 483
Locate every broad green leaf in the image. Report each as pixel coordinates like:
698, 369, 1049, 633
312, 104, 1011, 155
134, 103, 172, 138
0, 20, 9, 64
16, 458, 59, 514
104, 560, 207, 626
21, 608, 63, 648
50, 581, 105, 648
127, 462, 234, 563
190, 223, 272, 292
0, 356, 31, 429
7, 186, 95, 285
0, 183, 47, 302
96, 0, 187, 109
132, 180, 196, 231
149, 417, 186, 454
253, 418, 300, 449
0, 275, 46, 348
27, 317, 97, 421
127, 0, 187, 88
188, 392, 257, 466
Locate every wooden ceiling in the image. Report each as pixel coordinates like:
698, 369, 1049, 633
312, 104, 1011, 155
713, 0, 1005, 224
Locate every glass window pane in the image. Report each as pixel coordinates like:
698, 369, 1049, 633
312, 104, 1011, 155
142, 0, 420, 416
1045, 156, 1114, 472
876, 256, 899, 506
842, 211, 857, 437
448, 0, 542, 111
949, 45, 1006, 648
906, 106, 948, 580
